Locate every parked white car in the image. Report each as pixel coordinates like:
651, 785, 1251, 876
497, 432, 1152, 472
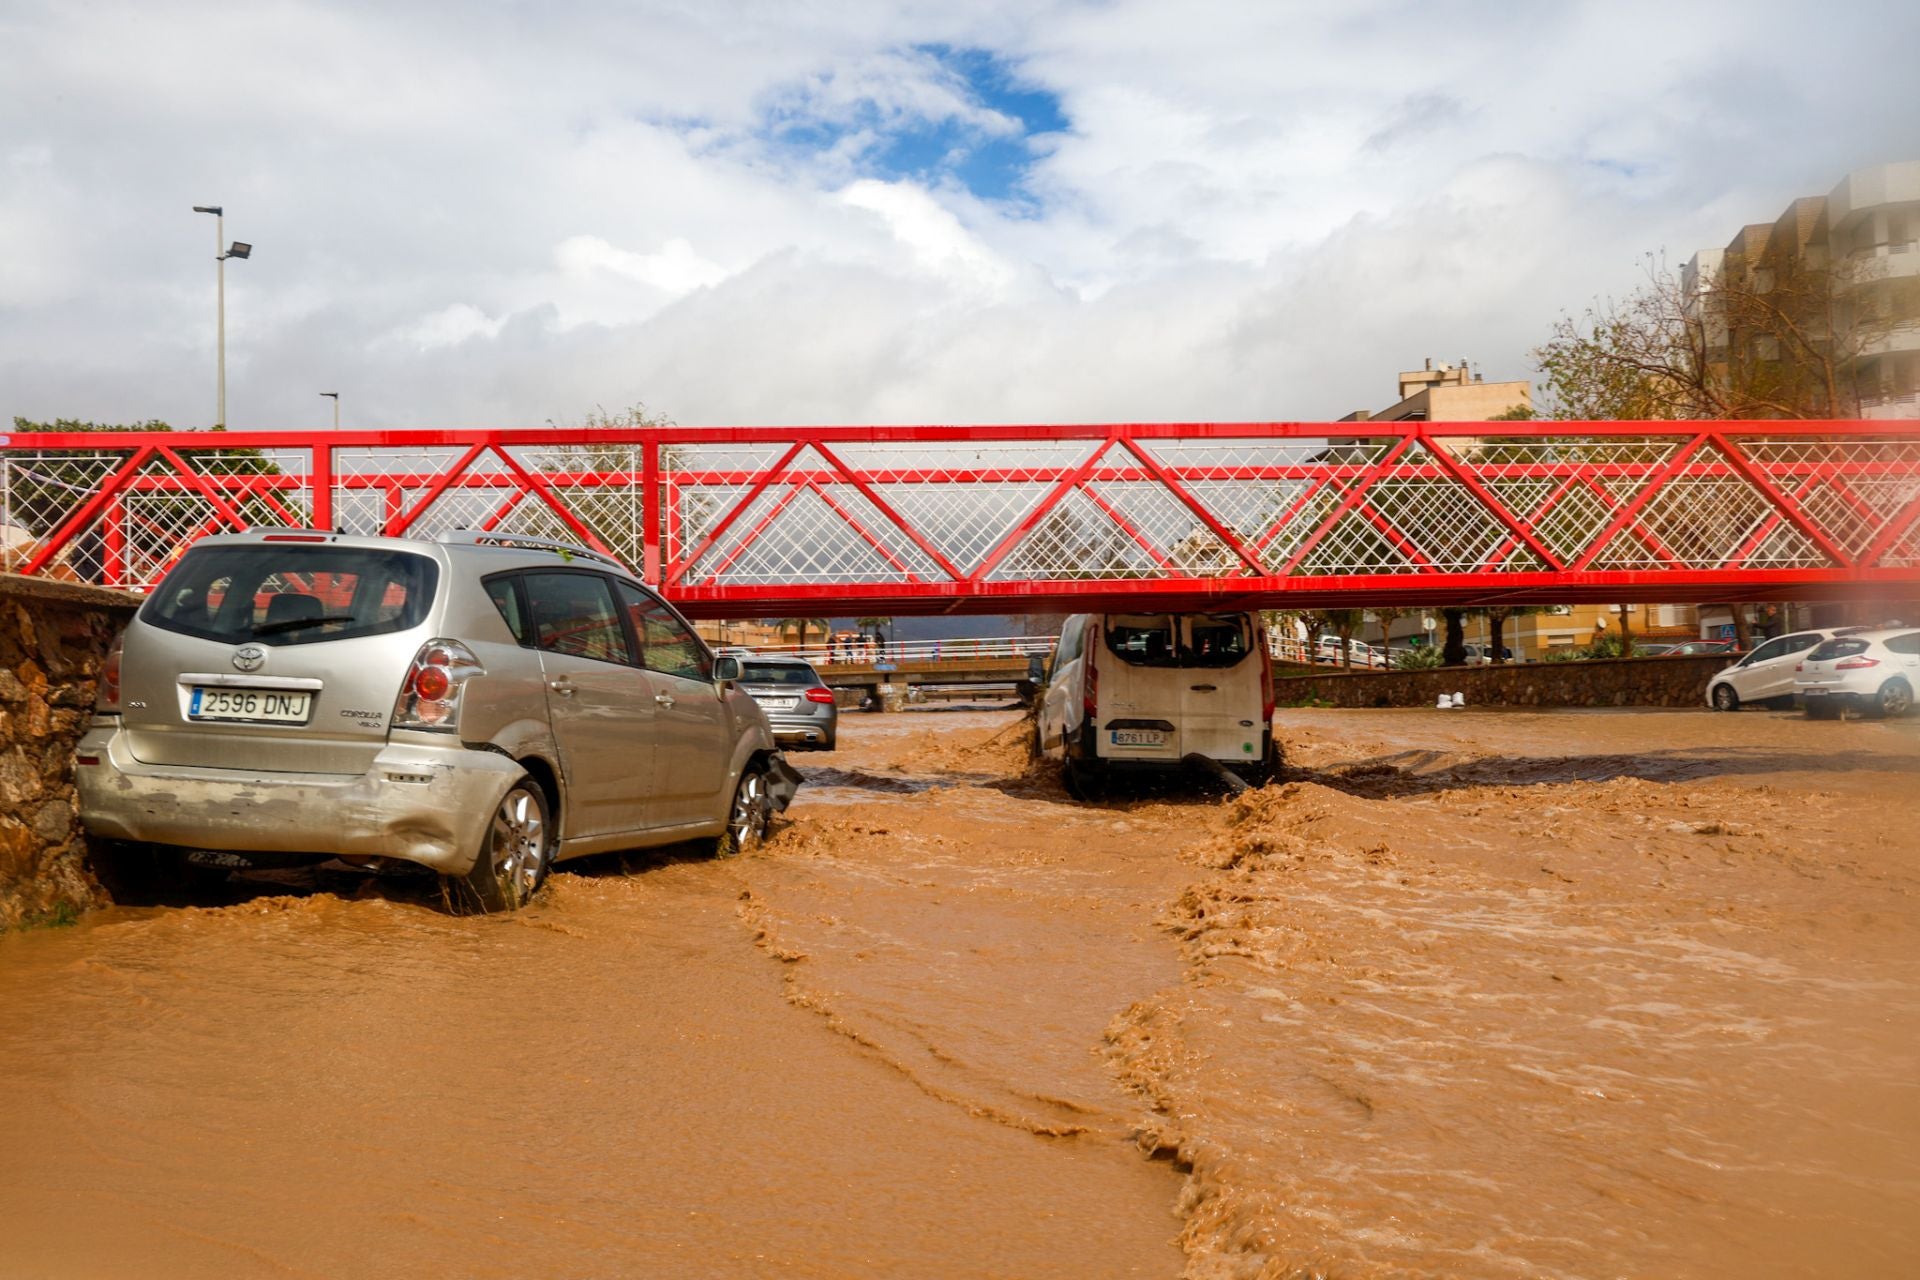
1794, 628, 1920, 718
1313, 636, 1384, 668
1037, 611, 1277, 798
1704, 629, 1836, 711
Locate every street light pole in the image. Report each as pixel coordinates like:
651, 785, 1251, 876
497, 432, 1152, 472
319, 392, 339, 431
192, 205, 251, 430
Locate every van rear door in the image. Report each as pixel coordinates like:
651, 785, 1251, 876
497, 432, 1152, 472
1177, 614, 1264, 764
1095, 614, 1185, 762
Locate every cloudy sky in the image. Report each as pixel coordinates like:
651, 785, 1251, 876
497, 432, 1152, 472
2, 0, 1915, 433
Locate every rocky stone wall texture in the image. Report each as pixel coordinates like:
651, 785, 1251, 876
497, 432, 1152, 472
0, 575, 139, 930
1276, 655, 1736, 710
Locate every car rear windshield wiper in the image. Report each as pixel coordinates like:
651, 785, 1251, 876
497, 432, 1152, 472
254, 614, 357, 636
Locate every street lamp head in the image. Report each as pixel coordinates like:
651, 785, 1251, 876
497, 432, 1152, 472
225, 241, 252, 260
319, 392, 338, 400
192, 205, 223, 215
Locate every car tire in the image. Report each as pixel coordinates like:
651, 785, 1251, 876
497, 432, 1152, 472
447, 780, 551, 914
89, 839, 171, 904
1062, 725, 1107, 801
1873, 678, 1913, 719
1063, 757, 1107, 801
1710, 683, 1740, 712
714, 765, 772, 858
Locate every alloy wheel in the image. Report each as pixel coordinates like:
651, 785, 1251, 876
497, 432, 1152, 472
487, 785, 548, 904
725, 770, 770, 855
1880, 680, 1913, 718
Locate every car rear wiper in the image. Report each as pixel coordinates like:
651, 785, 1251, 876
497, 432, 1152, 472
254, 614, 356, 636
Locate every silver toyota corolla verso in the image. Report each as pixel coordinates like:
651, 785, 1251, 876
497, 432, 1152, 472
75, 530, 798, 912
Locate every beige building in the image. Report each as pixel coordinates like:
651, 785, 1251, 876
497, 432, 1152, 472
1339, 360, 1694, 658
1340, 358, 1531, 422
1684, 160, 1920, 419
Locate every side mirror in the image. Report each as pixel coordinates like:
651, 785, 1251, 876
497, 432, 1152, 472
713, 656, 741, 683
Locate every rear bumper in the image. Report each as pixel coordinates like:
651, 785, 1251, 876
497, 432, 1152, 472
1090, 722, 1273, 768
1797, 681, 1874, 704
74, 724, 522, 875
763, 710, 836, 746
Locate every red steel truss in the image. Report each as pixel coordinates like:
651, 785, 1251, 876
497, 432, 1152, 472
3, 421, 1918, 616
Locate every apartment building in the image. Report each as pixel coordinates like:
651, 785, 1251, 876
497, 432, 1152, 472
1685, 161, 1920, 419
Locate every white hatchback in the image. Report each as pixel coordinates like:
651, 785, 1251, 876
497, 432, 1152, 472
1704, 630, 1836, 711
1794, 629, 1920, 718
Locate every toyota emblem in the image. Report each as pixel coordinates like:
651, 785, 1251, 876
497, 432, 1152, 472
232, 644, 266, 673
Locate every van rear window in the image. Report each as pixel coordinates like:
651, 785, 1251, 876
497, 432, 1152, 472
140, 545, 437, 646
1104, 613, 1253, 669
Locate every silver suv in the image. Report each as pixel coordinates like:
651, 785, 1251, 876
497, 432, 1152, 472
76, 531, 796, 911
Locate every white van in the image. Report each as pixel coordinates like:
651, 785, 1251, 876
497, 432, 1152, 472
1036, 611, 1277, 797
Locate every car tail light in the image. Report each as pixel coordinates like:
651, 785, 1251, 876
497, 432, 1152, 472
392, 639, 485, 732
96, 634, 124, 713
1836, 657, 1881, 670
1795, 662, 1804, 672
803, 686, 835, 704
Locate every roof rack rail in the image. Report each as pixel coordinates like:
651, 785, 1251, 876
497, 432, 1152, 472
437, 530, 628, 572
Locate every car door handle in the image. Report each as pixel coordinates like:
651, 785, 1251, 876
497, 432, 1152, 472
1190, 684, 1217, 692
547, 678, 576, 697
655, 692, 676, 707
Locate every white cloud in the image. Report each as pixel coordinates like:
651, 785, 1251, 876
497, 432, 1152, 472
392, 303, 508, 351
556, 235, 730, 296
0, 0, 1913, 431
838, 180, 1017, 295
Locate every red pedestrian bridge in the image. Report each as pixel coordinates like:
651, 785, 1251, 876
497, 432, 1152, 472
3, 421, 1917, 616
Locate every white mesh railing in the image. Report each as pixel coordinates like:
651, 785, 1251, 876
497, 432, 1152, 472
3, 425, 1917, 594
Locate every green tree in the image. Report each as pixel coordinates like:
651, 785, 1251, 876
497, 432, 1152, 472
1483, 604, 1549, 664
1441, 609, 1468, 667
1310, 609, 1366, 670
1369, 606, 1406, 660
774, 618, 831, 651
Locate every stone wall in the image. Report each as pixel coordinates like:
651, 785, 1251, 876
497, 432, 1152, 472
0, 575, 140, 930
1276, 655, 1735, 710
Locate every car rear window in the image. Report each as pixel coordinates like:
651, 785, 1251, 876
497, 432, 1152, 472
141, 545, 436, 646
1806, 638, 1870, 661
1104, 614, 1253, 668
741, 662, 820, 686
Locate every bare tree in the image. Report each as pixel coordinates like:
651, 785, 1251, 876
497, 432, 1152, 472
1533, 252, 1898, 421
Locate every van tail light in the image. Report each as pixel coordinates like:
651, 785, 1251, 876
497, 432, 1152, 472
96, 633, 124, 713
1083, 628, 1099, 723
1836, 657, 1881, 670
803, 686, 836, 704
392, 639, 485, 732
1795, 662, 1804, 672
1259, 627, 1276, 723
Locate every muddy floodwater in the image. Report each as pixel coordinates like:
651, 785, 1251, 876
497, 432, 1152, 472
3, 704, 1917, 1278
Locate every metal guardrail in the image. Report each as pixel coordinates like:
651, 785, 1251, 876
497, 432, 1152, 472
727, 635, 1057, 666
